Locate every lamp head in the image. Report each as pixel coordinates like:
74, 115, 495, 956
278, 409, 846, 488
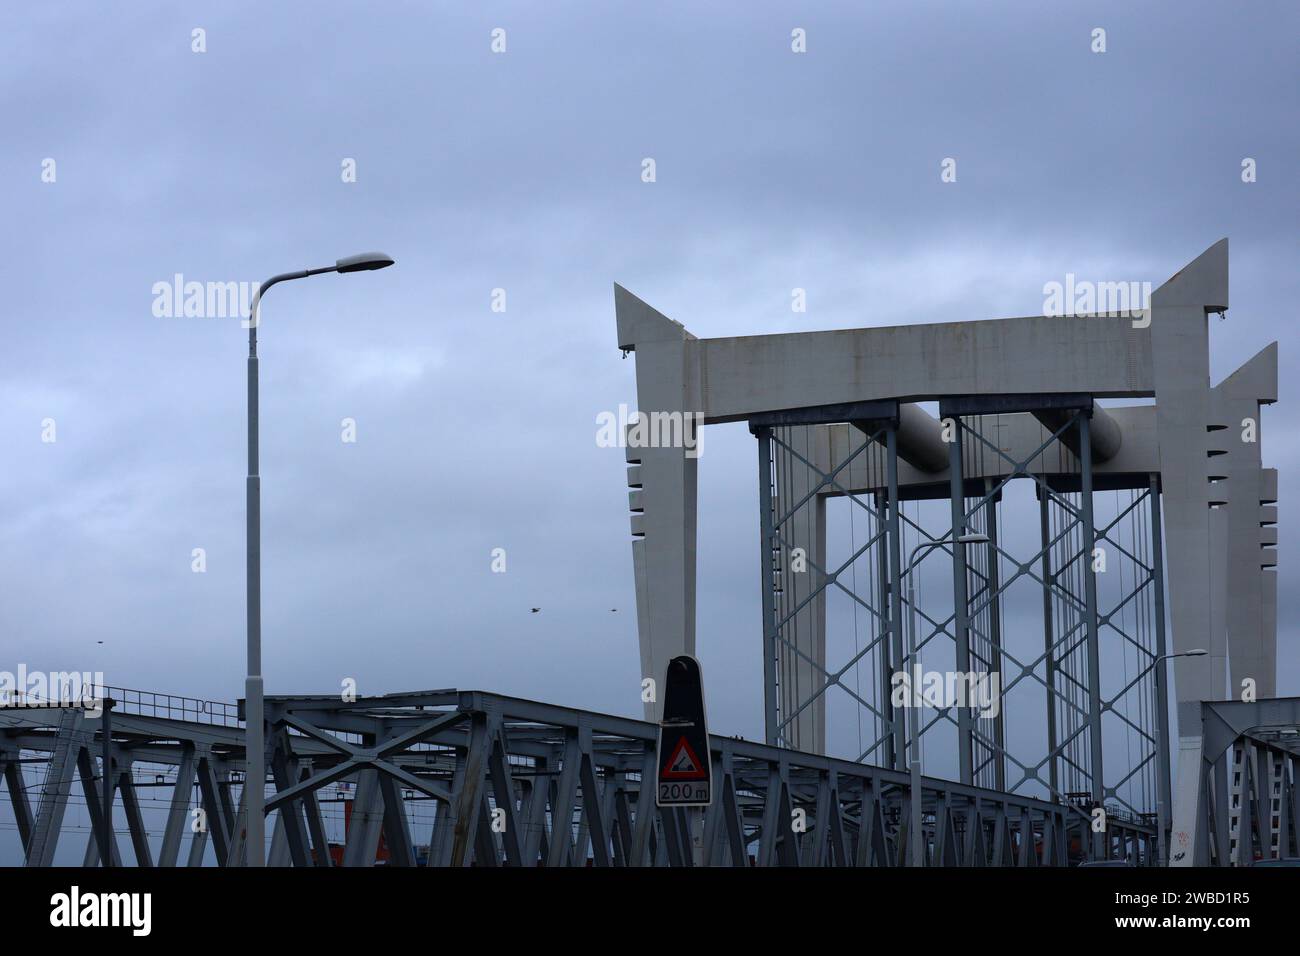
335, 251, 395, 274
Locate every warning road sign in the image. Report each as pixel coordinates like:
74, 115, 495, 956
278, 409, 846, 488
656, 655, 712, 806
662, 736, 707, 779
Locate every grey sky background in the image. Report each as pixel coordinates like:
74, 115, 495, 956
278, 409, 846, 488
2, 0, 1297, 762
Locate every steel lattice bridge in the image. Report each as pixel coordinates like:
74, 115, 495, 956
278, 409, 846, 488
0, 687, 1148, 867
0, 688, 1296, 866
2, 240, 1293, 867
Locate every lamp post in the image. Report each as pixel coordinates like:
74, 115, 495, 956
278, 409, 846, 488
903, 531, 989, 867
244, 251, 394, 866
1153, 648, 1206, 867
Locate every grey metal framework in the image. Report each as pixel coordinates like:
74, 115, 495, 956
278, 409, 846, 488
1180, 697, 1300, 866
0, 688, 1154, 866
753, 398, 1172, 863
0, 689, 241, 867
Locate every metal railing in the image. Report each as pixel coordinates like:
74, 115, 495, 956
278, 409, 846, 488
0, 683, 240, 727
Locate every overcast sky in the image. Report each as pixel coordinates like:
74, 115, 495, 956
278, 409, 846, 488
2, 0, 1296, 757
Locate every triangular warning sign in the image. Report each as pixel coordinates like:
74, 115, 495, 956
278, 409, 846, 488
661, 736, 707, 780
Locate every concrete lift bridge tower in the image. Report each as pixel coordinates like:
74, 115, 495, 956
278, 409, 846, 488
614, 240, 1282, 865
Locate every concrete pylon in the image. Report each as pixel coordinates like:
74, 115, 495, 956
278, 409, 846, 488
1148, 238, 1229, 729
615, 284, 699, 721
1152, 238, 1238, 868
1212, 343, 1278, 699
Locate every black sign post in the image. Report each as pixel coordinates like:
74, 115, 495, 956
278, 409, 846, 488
656, 655, 712, 807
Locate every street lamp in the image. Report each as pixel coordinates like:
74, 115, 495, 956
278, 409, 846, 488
243, 251, 394, 866
1153, 648, 1207, 867
903, 531, 989, 867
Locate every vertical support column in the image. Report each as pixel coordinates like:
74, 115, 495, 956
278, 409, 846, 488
984, 486, 1006, 793
100, 700, 113, 868
876, 493, 895, 770
757, 427, 780, 747
886, 429, 907, 773
948, 421, 973, 786
1079, 413, 1106, 858
1039, 489, 1059, 801
810, 458, 828, 753
1149, 475, 1173, 863
774, 426, 828, 753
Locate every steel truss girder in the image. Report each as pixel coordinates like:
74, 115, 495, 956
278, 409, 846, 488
1190, 698, 1300, 866
3, 689, 1135, 866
